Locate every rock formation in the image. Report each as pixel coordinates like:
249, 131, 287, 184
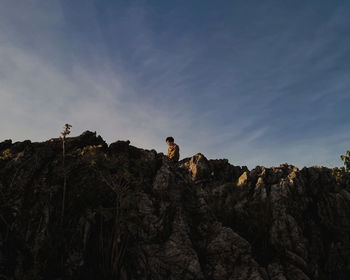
0, 131, 349, 279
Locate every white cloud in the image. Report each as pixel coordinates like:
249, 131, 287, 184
0, 0, 349, 170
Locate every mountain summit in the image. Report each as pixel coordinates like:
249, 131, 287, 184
1, 131, 349, 279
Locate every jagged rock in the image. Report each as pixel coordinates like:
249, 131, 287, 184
237, 171, 249, 187
181, 153, 210, 182
109, 140, 131, 154
0, 139, 12, 152
206, 227, 265, 280
0, 132, 350, 279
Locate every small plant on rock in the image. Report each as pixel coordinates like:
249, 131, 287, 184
334, 150, 350, 186
340, 150, 350, 172
0, 149, 13, 160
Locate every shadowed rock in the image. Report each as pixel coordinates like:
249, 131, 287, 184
0, 132, 349, 279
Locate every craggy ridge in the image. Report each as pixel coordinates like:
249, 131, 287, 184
0, 131, 349, 279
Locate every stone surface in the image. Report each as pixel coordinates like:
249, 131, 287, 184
0, 132, 350, 279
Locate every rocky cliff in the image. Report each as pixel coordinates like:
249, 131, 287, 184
0, 132, 349, 280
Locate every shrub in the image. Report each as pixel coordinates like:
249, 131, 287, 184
0, 149, 13, 160
340, 151, 350, 172
333, 150, 350, 185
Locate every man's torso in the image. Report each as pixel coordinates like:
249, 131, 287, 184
167, 144, 180, 161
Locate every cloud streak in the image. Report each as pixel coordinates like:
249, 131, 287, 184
0, 0, 349, 169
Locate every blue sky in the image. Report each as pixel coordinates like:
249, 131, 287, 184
0, 0, 349, 168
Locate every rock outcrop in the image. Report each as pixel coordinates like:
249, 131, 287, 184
0, 132, 349, 279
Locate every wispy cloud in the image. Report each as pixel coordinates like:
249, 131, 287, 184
0, 0, 349, 168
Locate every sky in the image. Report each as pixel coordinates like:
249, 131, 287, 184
0, 0, 349, 169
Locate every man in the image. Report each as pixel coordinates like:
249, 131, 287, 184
166, 136, 180, 162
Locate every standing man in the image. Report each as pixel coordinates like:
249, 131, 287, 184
166, 136, 180, 162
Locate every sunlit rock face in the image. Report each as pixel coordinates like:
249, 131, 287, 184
1, 131, 350, 280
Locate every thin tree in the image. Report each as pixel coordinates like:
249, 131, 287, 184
61, 124, 72, 224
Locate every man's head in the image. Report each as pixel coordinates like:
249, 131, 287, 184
166, 136, 174, 146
